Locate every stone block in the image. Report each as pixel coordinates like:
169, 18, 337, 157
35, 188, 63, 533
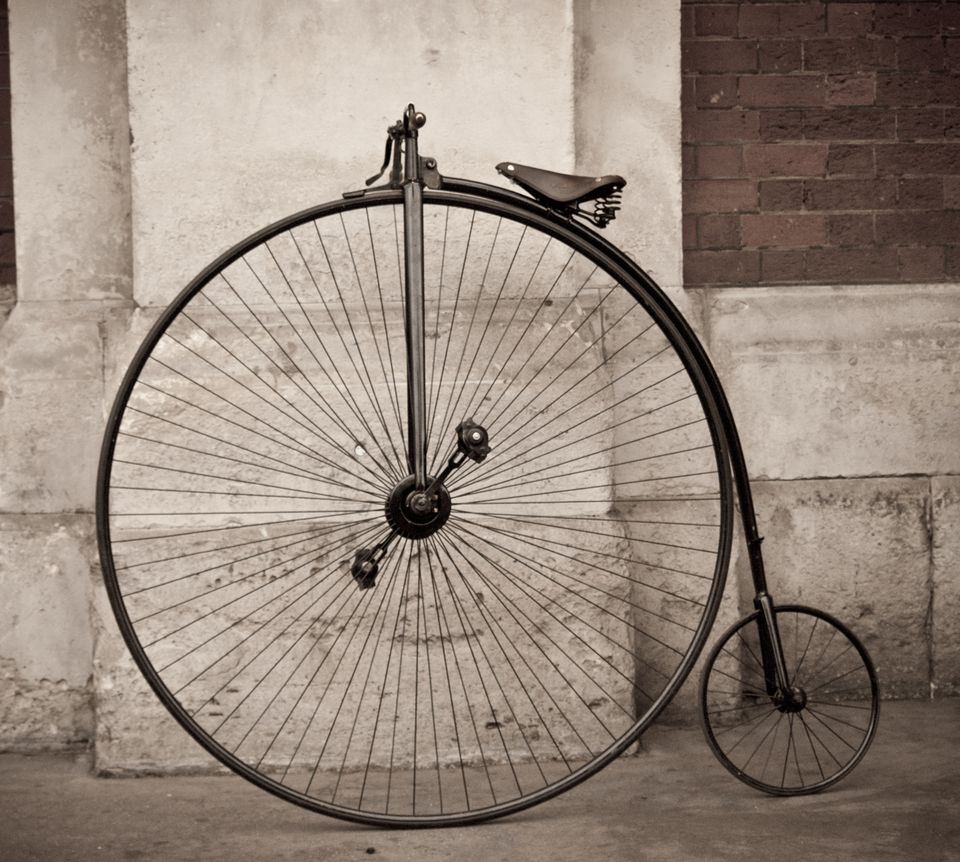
705, 284, 960, 480
91, 580, 216, 774
10, 0, 132, 301
574, 0, 684, 304
738, 477, 930, 698
616, 498, 744, 725
125, 0, 577, 308
0, 303, 106, 513
0, 514, 96, 749
932, 476, 960, 696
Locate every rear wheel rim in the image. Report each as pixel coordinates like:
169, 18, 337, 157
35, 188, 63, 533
699, 604, 879, 796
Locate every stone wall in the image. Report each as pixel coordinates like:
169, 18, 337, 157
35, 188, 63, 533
0, 0, 957, 775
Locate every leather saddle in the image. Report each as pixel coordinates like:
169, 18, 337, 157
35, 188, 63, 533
496, 162, 626, 207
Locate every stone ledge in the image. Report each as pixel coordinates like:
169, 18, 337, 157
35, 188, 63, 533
0, 514, 97, 750
700, 283, 960, 480
732, 476, 931, 698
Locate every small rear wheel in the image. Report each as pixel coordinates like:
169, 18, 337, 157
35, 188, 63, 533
699, 604, 879, 795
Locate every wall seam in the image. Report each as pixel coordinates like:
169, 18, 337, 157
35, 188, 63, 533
925, 475, 936, 699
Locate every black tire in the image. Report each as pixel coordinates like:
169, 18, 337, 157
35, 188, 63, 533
699, 604, 879, 795
97, 183, 734, 826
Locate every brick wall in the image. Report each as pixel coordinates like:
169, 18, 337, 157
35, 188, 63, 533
682, 0, 960, 287
0, 2, 13, 296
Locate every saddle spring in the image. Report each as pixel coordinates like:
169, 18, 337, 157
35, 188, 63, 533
574, 190, 623, 228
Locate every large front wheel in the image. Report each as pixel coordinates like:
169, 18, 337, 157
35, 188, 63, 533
97, 186, 734, 825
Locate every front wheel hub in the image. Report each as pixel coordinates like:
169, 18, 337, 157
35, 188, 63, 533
775, 685, 808, 713
386, 475, 451, 539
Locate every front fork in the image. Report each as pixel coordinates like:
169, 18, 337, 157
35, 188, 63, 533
401, 106, 429, 488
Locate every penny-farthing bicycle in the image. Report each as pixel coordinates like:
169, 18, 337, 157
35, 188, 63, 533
96, 105, 879, 827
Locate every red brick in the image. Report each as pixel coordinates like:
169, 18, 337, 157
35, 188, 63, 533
897, 177, 944, 209
877, 74, 960, 107
684, 179, 758, 212
827, 144, 875, 175
874, 3, 942, 37
804, 178, 897, 209
759, 109, 804, 140
948, 38, 960, 69
826, 74, 875, 107
759, 40, 802, 73
803, 107, 896, 140
898, 246, 946, 281
0, 231, 13, 265
0, 158, 10, 198
761, 249, 807, 282
738, 4, 779, 37
683, 109, 761, 142
876, 143, 960, 174
683, 213, 698, 249
827, 3, 874, 36
739, 74, 825, 107
759, 179, 804, 210
898, 37, 946, 72
684, 250, 761, 285
682, 143, 696, 177
875, 211, 960, 244
696, 144, 743, 177
695, 75, 738, 108
682, 5, 695, 38
945, 74, 960, 106
0, 199, 13, 231
947, 246, 960, 277
946, 109, 960, 138
806, 246, 898, 281
0, 265, 16, 287
946, 4, 960, 34
743, 142, 827, 177
897, 108, 945, 140
699, 213, 741, 248
683, 40, 758, 73
779, 2, 825, 37
682, 75, 696, 108
695, 4, 739, 36
804, 38, 896, 73
828, 214, 875, 246
945, 176, 960, 208
741, 212, 828, 248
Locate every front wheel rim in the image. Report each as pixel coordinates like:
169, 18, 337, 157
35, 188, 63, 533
98, 190, 734, 825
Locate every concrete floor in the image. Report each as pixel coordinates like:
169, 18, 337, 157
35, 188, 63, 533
1, 700, 957, 862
